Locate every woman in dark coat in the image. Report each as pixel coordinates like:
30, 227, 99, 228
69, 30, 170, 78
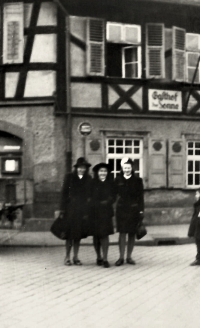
90, 163, 115, 268
188, 189, 200, 266
60, 157, 92, 266
114, 157, 144, 266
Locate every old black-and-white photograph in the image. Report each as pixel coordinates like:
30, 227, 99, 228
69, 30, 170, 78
1, 0, 200, 327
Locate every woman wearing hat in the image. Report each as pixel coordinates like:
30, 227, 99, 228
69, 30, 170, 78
115, 157, 144, 266
60, 157, 92, 265
90, 163, 115, 268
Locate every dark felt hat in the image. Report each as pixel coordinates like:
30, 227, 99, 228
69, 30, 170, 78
92, 162, 111, 172
74, 157, 91, 168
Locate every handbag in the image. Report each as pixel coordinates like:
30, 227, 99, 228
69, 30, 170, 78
50, 214, 68, 240
136, 222, 147, 240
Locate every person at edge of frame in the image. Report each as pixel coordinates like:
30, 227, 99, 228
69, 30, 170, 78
114, 157, 144, 266
188, 188, 200, 266
60, 157, 92, 266
90, 163, 116, 268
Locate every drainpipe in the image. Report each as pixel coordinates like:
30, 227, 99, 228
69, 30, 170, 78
54, 0, 72, 173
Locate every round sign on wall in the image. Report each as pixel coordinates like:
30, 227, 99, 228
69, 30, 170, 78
79, 122, 92, 136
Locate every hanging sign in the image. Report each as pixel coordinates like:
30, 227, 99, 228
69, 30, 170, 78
79, 122, 92, 136
148, 89, 182, 112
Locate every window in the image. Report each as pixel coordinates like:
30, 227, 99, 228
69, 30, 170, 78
1, 157, 21, 174
186, 52, 200, 83
106, 138, 143, 178
122, 46, 141, 78
106, 22, 141, 79
187, 141, 200, 187
186, 33, 200, 83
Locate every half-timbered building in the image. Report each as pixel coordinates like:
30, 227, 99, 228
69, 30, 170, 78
2, 0, 200, 228
60, 0, 200, 225
0, 0, 67, 228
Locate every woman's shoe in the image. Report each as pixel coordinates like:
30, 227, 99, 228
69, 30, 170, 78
103, 261, 110, 268
96, 258, 103, 266
73, 258, 82, 265
115, 259, 124, 266
64, 258, 71, 266
126, 258, 136, 265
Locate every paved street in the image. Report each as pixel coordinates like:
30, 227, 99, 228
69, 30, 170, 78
0, 244, 199, 328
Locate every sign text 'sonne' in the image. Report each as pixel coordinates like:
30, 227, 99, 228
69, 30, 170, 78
148, 89, 182, 112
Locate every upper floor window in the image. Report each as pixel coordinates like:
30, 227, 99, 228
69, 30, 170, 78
186, 33, 200, 83
106, 22, 141, 79
146, 24, 186, 81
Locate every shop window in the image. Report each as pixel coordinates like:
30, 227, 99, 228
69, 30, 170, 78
0, 131, 22, 176
106, 138, 143, 178
106, 22, 141, 78
187, 141, 200, 187
1, 157, 21, 175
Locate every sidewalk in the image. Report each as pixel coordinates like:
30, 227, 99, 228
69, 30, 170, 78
0, 224, 192, 247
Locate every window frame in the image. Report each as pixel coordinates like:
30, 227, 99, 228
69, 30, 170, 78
106, 137, 144, 178
122, 46, 142, 79
186, 51, 200, 83
186, 140, 200, 188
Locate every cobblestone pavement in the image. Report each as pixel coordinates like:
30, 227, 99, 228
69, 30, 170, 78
0, 244, 200, 328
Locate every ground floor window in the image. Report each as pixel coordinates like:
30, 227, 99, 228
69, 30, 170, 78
187, 141, 200, 187
106, 138, 143, 178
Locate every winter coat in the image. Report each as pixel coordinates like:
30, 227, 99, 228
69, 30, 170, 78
188, 200, 200, 241
115, 174, 144, 234
60, 172, 92, 240
89, 178, 115, 238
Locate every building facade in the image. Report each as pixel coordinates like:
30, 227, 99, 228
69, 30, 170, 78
63, 0, 200, 224
1, 0, 200, 228
0, 0, 67, 228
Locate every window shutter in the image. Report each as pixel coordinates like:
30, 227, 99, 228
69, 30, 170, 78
3, 2, 24, 64
124, 25, 141, 44
146, 24, 165, 78
107, 22, 122, 42
172, 27, 186, 81
148, 139, 167, 188
86, 18, 105, 76
168, 139, 186, 188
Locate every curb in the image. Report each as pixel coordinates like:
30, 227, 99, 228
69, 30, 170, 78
0, 237, 194, 247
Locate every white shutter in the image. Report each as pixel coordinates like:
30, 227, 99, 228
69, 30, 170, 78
186, 52, 199, 83
124, 25, 141, 44
148, 139, 167, 188
3, 2, 24, 64
172, 26, 186, 81
186, 33, 200, 52
146, 23, 165, 78
168, 139, 186, 188
107, 22, 122, 42
86, 18, 105, 76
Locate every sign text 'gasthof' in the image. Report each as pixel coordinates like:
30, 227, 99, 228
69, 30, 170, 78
148, 89, 182, 112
